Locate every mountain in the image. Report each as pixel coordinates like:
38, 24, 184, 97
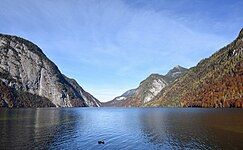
0, 33, 101, 107
112, 89, 136, 102
103, 66, 187, 107
165, 65, 189, 83
103, 89, 136, 107
63, 75, 102, 107
145, 28, 243, 108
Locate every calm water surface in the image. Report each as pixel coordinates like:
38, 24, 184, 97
0, 108, 243, 149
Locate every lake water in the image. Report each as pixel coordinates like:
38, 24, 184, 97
0, 108, 243, 149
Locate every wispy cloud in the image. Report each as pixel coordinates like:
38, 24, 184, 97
0, 0, 242, 101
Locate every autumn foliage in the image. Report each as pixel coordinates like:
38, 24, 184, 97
147, 29, 243, 108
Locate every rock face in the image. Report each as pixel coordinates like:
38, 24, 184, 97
63, 75, 102, 107
0, 79, 55, 107
103, 89, 136, 107
104, 66, 187, 107
0, 34, 101, 107
145, 28, 243, 108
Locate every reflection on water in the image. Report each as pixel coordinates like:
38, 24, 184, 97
0, 108, 243, 149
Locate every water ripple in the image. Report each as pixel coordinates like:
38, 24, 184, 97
0, 108, 243, 149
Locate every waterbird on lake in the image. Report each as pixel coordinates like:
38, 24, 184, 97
98, 140, 105, 144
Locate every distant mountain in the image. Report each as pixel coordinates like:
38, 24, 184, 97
63, 75, 102, 107
113, 89, 136, 101
0, 33, 101, 107
145, 28, 243, 108
103, 89, 136, 107
165, 65, 188, 83
103, 66, 188, 107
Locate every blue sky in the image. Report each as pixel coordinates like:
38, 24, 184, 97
0, 0, 242, 102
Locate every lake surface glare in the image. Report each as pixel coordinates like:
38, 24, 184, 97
0, 108, 243, 149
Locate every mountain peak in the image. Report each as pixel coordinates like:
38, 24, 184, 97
165, 66, 188, 79
0, 33, 45, 56
238, 28, 243, 39
173, 65, 186, 70
166, 65, 187, 75
149, 73, 162, 78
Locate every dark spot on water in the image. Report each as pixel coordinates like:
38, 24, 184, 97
98, 140, 105, 144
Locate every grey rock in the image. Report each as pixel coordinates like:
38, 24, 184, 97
104, 66, 188, 107
0, 33, 100, 107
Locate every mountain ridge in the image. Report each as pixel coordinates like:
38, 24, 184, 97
145, 28, 243, 107
103, 66, 188, 107
0, 33, 101, 107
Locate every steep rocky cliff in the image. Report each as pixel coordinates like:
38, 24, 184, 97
0, 34, 100, 107
145, 29, 243, 108
104, 66, 187, 107
63, 75, 102, 107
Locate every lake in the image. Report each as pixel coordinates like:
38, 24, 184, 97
0, 108, 243, 149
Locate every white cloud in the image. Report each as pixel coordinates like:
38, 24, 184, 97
0, 0, 242, 101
